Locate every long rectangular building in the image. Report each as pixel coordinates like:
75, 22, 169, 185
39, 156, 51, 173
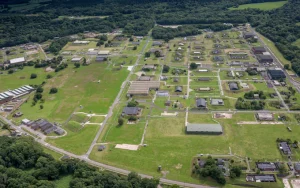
0, 85, 35, 104
127, 81, 160, 96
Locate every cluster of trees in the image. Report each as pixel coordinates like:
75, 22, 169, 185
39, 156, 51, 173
0, 136, 159, 188
246, 68, 258, 76
162, 65, 170, 73
2, 0, 300, 75
33, 56, 63, 69
152, 26, 200, 41
48, 38, 70, 55
193, 156, 226, 185
96, 35, 108, 46
244, 90, 266, 99
235, 97, 265, 110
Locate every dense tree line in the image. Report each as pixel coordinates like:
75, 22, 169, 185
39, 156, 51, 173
0, 136, 159, 188
48, 38, 70, 55
235, 97, 265, 110
1, 0, 300, 75
152, 26, 200, 41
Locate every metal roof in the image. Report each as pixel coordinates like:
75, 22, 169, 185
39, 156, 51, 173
127, 81, 160, 95
186, 123, 223, 133
122, 107, 140, 115
196, 98, 206, 107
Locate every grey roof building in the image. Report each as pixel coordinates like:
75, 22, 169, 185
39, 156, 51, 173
268, 69, 286, 80
279, 142, 291, 155
246, 174, 276, 182
294, 163, 300, 173
196, 98, 206, 108
122, 107, 140, 116
186, 123, 223, 135
257, 54, 273, 63
256, 113, 274, 121
211, 99, 224, 106
175, 86, 183, 92
228, 82, 238, 90
197, 77, 211, 81
138, 76, 151, 81
256, 162, 277, 171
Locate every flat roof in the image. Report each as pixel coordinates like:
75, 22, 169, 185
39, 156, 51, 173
186, 123, 223, 133
10, 57, 25, 64
127, 81, 160, 95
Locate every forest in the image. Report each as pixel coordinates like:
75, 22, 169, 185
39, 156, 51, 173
0, 0, 300, 74
0, 136, 159, 188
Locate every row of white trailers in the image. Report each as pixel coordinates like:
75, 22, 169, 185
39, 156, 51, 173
0, 85, 34, 101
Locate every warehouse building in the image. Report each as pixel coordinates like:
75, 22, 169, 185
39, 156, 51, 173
256, 113, 274, 121
127, 81, 160, 96
257, 54, 273, 63
186, 123, 223, 135
267, 69, 286, 80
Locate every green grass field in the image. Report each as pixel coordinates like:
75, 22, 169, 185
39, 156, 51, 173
55, 175, 72, 188
229, 1, 287, 11
0, 66, 47, 91
91, 111, 296, 186
47, 124, 99, 155
292, 39, 300, 48
14, 64, 128, 123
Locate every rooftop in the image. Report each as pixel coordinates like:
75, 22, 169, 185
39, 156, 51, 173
186, 123, 223, 133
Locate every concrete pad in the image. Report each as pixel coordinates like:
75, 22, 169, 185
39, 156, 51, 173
161, 111, 178, 117
237, 121, 283, 125
115, 144, 139, 151
291, 179, 300, 188
283, 179, 291, 188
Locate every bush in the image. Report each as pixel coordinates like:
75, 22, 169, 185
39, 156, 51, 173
162, 65, 170, 73
46, 74, 53, 79
8, 69, 14, 74
118, 118, 124, 126
36, 87, 44, 93
190, 62, 198, 69
50, 88, 58, 94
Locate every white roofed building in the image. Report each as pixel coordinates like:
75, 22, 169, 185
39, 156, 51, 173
10, 57, 25, 64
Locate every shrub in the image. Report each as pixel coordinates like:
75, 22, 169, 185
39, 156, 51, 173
50, 88, 58, 94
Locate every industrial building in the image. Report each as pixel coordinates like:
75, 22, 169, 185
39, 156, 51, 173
0, 85, 35, 104
186, 123, 223, 135
127, 81, 160, 96
256, 113, 274, 121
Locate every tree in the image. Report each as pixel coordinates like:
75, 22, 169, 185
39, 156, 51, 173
127, 100, 138, 107
36, 87, 44, 93
118, 118, 124, 126
162, 65, 170, 73
74, 63, 80, 68
145, 52, 151, 58
5, 50, 10, 55
46, 74, 53, 79
49, 88, 58, 94
284, 64, 290, 70
278, 164, 288, 174
154, 51, 161, 57
8, 69, 14, 74
133, 46, 137, 50
190, 62, 198, 70
230, 166, 241, 178
40, 105, 44, 110
30, 73, 37, 79
34, 93, 43, 100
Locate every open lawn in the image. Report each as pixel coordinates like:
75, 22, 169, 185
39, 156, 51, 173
47, 124, 99, 155
43, 147, 63, 160
91, 111, 298, 186
55, 175, 72, 188
292, 39, 300, 48
89, 116, 106, 123
0, 66, 47, 91
229, 1, 287, 11
103, 122, 145, 145
15, 64, 128, 123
